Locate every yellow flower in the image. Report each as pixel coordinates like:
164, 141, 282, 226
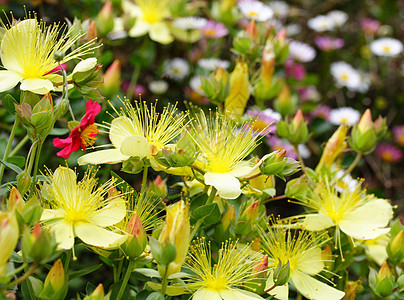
0, 17, 96, 94
124, 0, 174, 44
259, 223, 345, 300
190, 109, 265, 199
40, 166, 127, 250
78, 100, 187, 166
185, 238, 265, 300
297, 178, 393, 251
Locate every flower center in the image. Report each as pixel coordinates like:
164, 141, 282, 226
340, 73, 349, 81
80, 124, 99, 147
248, 11, 258, 18
206, 277, 227, 290
203, 29, 217, 36
252, 120, 268, 132
382, 45, 391, 53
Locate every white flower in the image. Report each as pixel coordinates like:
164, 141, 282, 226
334, 170, 359, 193
262, 108, 281, 121
190, 76, 205, 96
148, 80, 168, 94
172, 17, 208, 30
370, 38, 403, 57
298, 144, 311, 159
197, 58, 230, 70
164, 58, 189, 80
285, 24, 302, 36
327, 10, 348, 27
268, 1, 289, 18
329, 107, 360, 126
307, 15, 335, 32
238, 0, 274, 22
288, 40, 316, 62
330, 61, 361, 90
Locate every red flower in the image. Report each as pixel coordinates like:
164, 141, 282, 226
53, 99, 101, 159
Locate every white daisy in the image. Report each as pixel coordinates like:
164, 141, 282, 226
285, 24, 302, 36
268, 1, 289, 18
262, 108, 281, 121
238, 0, 274, 22
329, 107, 360, 126
370, 38, 403, 57
288, 40, 316, 62
172, 17, 207, 30
334, 170, 359, 193
148, 80, 168, 94
164, 58, 189, 80
307, 15, 335, 32
330, 61, 361, 90
327, 10, 348, 27
197, 58, 230, 70
190, 75, 205, 96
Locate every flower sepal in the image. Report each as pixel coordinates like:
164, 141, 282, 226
21, 223, 57, 263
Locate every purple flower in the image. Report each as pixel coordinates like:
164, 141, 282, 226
360, 18, 380, 35
245, 108, 281, 135
376, 143, 403, 163
310, 104, 331, 120
314, 36, 344, 51
201, 20, 229, 39
393, 126, 404, 147
266, 136, 297, 159
285, 59, 306, 80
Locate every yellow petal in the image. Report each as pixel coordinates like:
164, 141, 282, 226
204, 172, 241, 199
78, 149, 130, 165
53, 167, 77, 202
89, 198, 126, 227
120, 135, 153, 158
294, 247, 324, 275
290, 271, 345, 300
265, 269, 289, 300
20, 78, 54, 94
225, 289, 265, 300
149, 22, 174, 44
74, 221, 128, 249
110, 116, 138, 149
229, 160, 254, 177
0, 70, 23, 92
41, 208, 65, 222
302, 213, 335, 231
193, 289, 222, 300
51, 220, 75, 250
339, 199, 393, 240
129, 19, 150, 37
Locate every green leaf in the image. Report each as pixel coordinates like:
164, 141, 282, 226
192, 203, 221, 226
133, 268, 162, 279
68, 264, 103, 281
0, 159, 23, 174
3, 94, 18, 114
7, 156, 25, 168
189, 193, 208, 212
108, 280, 130, 300
145, 291, 164, 300
50, 128, 70, 136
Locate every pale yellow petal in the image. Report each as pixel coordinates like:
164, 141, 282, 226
122, 0, 142, 17
291, 271, 345, 300
74, 222, 128, 249
204, 172, 241, 199
40, 208, 65, 222
265, 270, 289, 300
302, 213, 335, 231
89, 198, 126, 227
72, 57, 97, 74
78, 149, 130, 165
229, 160, 254, 177
339, 199, 393, 240
120, 135, 153, 159
150, 158, 194, 176
128, 19, 150, 37
110, 116, 138, 149
0, 70, 23, 92
366, 243, 388, 265
149, 22, 174, 44
53, 167, 77, 201
227, 289, 265, 300
20, 78, 54, 94
193, 288, 222, 300
295, 247, 324, 275
51, 220, 75, 250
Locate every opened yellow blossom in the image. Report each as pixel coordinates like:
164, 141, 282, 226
296, 178, 393, 250
185, 238, 265, 300
190, 109, 266, 199
259, 223, 345, 300
124, 0, 173, 44
78, 100, 187, 166
0, 17, 96, 94
40, 166, 127, 250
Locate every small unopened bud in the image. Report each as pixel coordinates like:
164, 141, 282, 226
22, 223, 57, 263
96, 1, 114, 36
123, 213, 147, 259
7, 187, 25, 212
246, 20, 258, 41
54, 51, 65, 62
40, 259, 68, 300
377, 262, 391, 281
221, 205, 235, 232
101, 60, 121, 98
388, 230, 404, 263
241, 200, 260, 222
344, 280, 363, 300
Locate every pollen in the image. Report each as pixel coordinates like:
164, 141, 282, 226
80, 124, 99, 147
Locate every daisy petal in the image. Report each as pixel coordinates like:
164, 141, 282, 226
0, 70, 23, 92
78, 149, 130, 165
51, 220, 75, 250
20, 78, 54, 94
339, 199, 393, 240
89, 198, 126, 227
204, 172, 242, 199
74, 222, 127, 249
291, 271, 345, 300
53, 167, 77, 201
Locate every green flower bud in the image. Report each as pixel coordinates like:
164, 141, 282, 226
388, 230, 404, 263
22, 195, 43, 226
16, 171, 31, 196
260, 150, 287, 176
21, 223, 57, 263
40, 259, 68, 300
123, 213, 147, 260
233, 31, 253, 55
273, 258, 290, 286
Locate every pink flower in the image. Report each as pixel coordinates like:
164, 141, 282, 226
245, 108, 281, 135
393, 126, 404, 147
285, 59, 306, 80
376, 143, 403, 163
266, 136, 297, 159
310, 104, 331, 120
360, 18, 380, 35
314, 36, 344, 51
53, 99, 101, 159
201, 20, 229, 38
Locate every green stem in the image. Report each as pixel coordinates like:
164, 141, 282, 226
341, 153, 362, 179
190, 186, 217, 241
27, 142, 43, 199
26, 142, 38, 175
0, 117, 20, 186
263, 194, 287, 204
140, 166, 148, 196
160, 265, 169, 295
63, 249, 71, 277
126, 66, 141, 99
116, 260, 136, 300
3, 263, 39, 290
6, 263, 28, 278
9, 135, 29, 157
293, 145, 309, 178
